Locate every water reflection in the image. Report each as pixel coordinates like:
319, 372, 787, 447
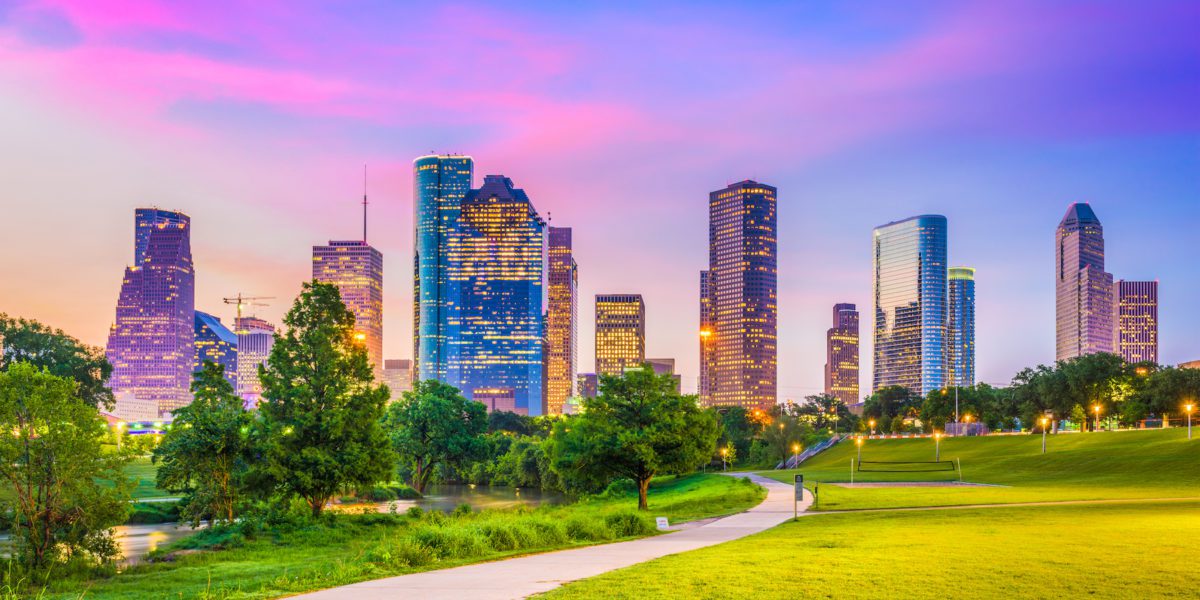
337, 484, 566, 514
0, 523, 200, 567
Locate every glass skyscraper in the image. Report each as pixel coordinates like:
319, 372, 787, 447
545, 226, 578, 414
595, 294, 645, 376
194, 310, 238, 389
825, 303, 860, 405
235, 315, 274, 406
1113, 280, 1158, 364
312, 240, 383, 375
872, 215, 947, 397
106, 208, 195, 416
947, 267, 976, 387
1056, 203, 1113, 360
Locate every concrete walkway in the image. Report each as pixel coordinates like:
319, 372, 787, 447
291, 473, 808, 600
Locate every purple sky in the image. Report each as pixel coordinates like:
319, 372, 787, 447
1, 1, 1197, 399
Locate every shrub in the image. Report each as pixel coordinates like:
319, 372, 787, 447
604, 511, 654, 538
599, 478, 637, 498
410, 525, 489, 559
523, 517, 568, 546
365, 539, 436, 568
479, 522, 519, 551
406, 506, 424, 519
564, 516, 614, 542
126, 501, 181, 525
451, 503, 472, 518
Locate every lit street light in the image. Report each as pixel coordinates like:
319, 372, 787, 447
934, 432, 943, 461
855, 436, 863, 464
1039, 416, 1049, 454
869, 419, 876, 436
791, 442, 800, 469
720, 447, 728, 472
1093, 404, 1102, 432
962, 414, 973, 436
1186, 403, 1194, 440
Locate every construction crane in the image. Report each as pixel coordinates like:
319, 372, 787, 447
222, 293, 274, 329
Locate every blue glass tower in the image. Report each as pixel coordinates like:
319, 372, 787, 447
872, 215, 947, 397
947, 267, 975, 387
194, 310, 238, 388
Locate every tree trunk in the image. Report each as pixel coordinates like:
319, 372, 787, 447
309, 496, 325, 518
637, 477, 651, 511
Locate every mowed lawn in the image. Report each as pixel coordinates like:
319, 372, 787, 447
761, 428, 1199, 510
541, 500, 1200, 599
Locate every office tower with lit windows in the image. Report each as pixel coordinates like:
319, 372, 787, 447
824, 303, 859, 405
947, 267, 976, 386
545, 226, 578, 414
1113, 280, 1158, 364
595, 294, 645, 376
413, 154, 474, 383
1056, 203, 1113, 360
194, 311, 238, 389
872, 214, 947, 397
313, 239, 383, 375
382, 359, 414, 401
701, 181, 778, 409
106, 208, 195, 416
235, 316, 274, 406
443, 175, 547, 415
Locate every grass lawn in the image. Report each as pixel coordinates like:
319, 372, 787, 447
40, 473, 763, 599
541, 499, 1200, 599
124, 456, 174, 500
760, 428, 1200, 510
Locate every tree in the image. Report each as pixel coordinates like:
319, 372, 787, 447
797, 393, 856, 432
0, 314, 114, 409
546, 365, 718, 510
862, 386, 914, 425
383, 380, 488, 494
0, 362, 130, 571
487, 410, 536, 436
1061, 353, 1127, 430
253, 281, 393, 517
712, 406, 754, 462
153, 362, 253, 525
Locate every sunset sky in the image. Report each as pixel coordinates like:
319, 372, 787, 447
1, 0, 1197, 398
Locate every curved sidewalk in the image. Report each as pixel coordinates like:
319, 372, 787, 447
291, 473, 808, 600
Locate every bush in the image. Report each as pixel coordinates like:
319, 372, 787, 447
358, 484, 422, 502
409, 525, 489, 559
365, 539, 436, 568
604, 511, 655, 538
406, 506, 424, 519
564, 516, 614, 542
479, 522, 519, 551
126, 501, 181, 525
599, 478, 637, 498
524, 517, 568, 546
451, 503, 472, 517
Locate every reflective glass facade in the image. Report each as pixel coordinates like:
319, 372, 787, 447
947, 267, 976, 386
872, 215, 947, 396
698, 270, 717, 403
1113, 280, 1157, 364
382, 358, 413, 401
545, 227, 578, 414
1056, 203, 1113, 360
595, 294, 645, 376
825, 303, 860, 405
312, 240, 383, 375
194, 310, 238, 389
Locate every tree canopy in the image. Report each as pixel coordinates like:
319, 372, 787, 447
0, 314, 114, 409
384, 379, 489, 494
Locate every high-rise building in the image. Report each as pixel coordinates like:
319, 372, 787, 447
413, 154, 474, 383
644, 357, 682, 393
106, 208, 195, 416
382, 359, 413, 401
873, 215, 947, 397
441, 174, 547, 415
313, 240, 383, 375
576, 373, 598, 399
474, 387, 522, 414
701, 181, 778, 409
235, 316, 274, 406
194, 311, 238, 389
1113, 280, 1158, 364
947, 267, 976, 386
1056, 203, 1114, 360
595, 294, 645, 376
545, 227, 578, 414
824, 303, 859, 405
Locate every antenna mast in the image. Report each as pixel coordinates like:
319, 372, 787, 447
362, 164, 368, 243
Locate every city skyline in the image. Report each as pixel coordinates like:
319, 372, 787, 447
2, 2, 1197, 400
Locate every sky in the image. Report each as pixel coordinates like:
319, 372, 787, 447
0, 0, 1197, 399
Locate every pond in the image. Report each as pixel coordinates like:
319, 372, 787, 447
1, 522, 201, 567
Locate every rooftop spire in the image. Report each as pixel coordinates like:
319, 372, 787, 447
362, 164, 368, 243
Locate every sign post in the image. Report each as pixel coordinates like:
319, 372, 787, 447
793, 474, 803, 519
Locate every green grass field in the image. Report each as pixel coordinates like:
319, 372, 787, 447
540, 500, 1200, 599
124, 456, 173, 499
762, 428, 1199, 510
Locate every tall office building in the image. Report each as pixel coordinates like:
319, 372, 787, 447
595, 294, 645, 376
545, 227, 578, 414
442, 175, 547, 415
1056, 203, 1113, 360
701, 181, 778, 409
644, 357, 682, 393
194, 311, 238, 389
947, 267, 976, 386
873, 215, 947, 397
382, 358, 413, 401
235, 316, 274, 406
576, 373, 598, 399
413, 154, 474, 383
1113, 280, 1158, 364
313, 240, 383, 375
106, 208, 195, 416
824, 303, 859, 405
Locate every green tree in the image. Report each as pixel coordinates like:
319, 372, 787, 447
546, 365, 718, 510
153, 362, 253, 525
863, 386, 914, 425
253, 281, 393, 516
1061, 353, 1127, 429
383, 380, 488, 494
0, 362, 130, 571
712, 406, 754, 462
0, 314, 114, 409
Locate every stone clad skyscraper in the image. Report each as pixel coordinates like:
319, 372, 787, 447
545, 227, 578, 414
825, 303, 859, 405
106, 208, 195, 416
312, 239, 383, 375
947, 267, 976, 386
1056, 203, 1113, 360
701, 181, 778, 409
595, 294, 645, 376
1113, 280, 1158, 364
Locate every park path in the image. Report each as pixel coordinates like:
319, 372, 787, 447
290, 473, 807, 600
803, 495, 1200, 516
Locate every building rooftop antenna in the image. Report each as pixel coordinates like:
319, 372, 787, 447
362, 164, 368, 243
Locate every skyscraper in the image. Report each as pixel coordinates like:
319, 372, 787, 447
1113, 280, 1158, 364
947, 267, 976, 386
413, 154, 474, 383
235, 316, 274, 406
312, 240, 383, 375
701, 181, 778, 409
595, 294, 645, 376
194, 310, 238, 389
545, 226, 578, 414
443, 175, 547, 415
382, 358, 413, 401
1056, 203, 1114, 360
644, 357, 682, 393
106, 208, 195, 416
873, 215, 947, 397
824, 303, 859, 405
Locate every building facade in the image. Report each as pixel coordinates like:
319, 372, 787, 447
545, 226, 578, 414
194, 310, 238, 389
1056, 203, 1113, 360
872, 215, 947, 397
824, 303, 859, 405
576, 373, 598, 399
595, 294, 645, 376
382, 358, 413, 401
1113, 280, 1158, 364
701, 181, 778, 409
312, 240, 383, 375
106, 208, 195, 416
644, 357, 682, 393
947, 267, 976, 386
235, 316, 274, 406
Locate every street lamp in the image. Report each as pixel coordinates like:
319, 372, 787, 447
1039, 416, 1049, 454
791, 442, 800, 469
1092, 404, 1102, 432
1185, 403, 1194, 440
720, 447, 728, 472
869, 419, 876, 436
934, 432, 943, 461
962, 414, 972, 437
855, 436, 863, 464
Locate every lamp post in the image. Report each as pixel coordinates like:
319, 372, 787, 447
1186, 403, 1194, 440
934, 432, 942, 461
1092, 404, 1102, 432
962, 414, 972, 437
1039, 417, 1049, 454
720, 447, 728, 472
791, 442, 800, 469
869, 419, 876, 436
856, 436, 863, 464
